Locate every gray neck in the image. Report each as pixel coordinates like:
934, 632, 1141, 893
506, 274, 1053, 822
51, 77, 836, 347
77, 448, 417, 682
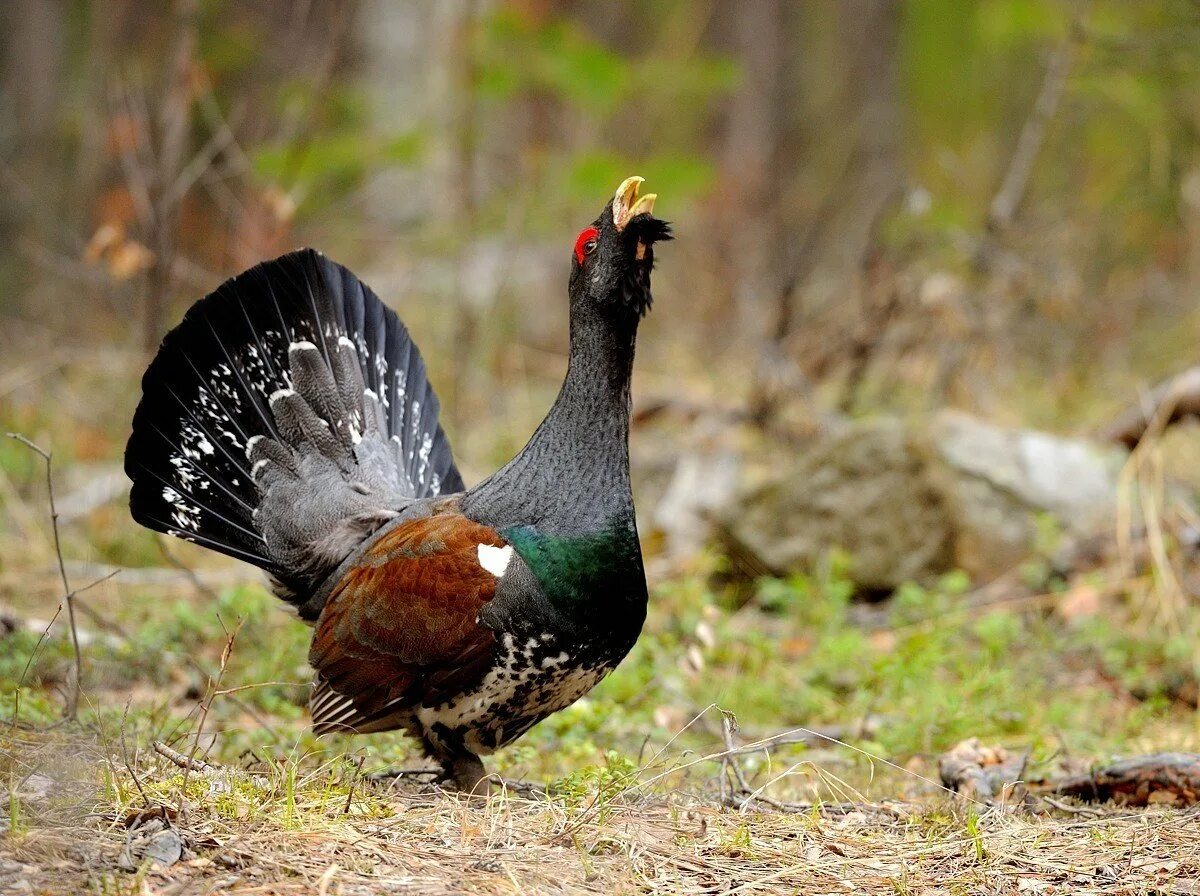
463, 308, 637, 534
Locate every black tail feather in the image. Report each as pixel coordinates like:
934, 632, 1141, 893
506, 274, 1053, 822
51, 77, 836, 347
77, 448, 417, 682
125, 249, 463, 611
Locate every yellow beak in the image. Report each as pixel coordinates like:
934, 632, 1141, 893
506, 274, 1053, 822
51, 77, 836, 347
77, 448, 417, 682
612, 176, 657, 232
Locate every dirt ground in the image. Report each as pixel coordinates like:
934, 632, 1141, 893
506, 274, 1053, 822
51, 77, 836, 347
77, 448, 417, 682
3, 725, 1200, 895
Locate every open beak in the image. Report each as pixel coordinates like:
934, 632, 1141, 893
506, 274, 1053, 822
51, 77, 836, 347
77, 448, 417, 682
612, 176, 657, 232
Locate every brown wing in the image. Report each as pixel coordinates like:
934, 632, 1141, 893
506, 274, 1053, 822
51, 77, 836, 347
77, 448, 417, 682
307, 511, 507, 735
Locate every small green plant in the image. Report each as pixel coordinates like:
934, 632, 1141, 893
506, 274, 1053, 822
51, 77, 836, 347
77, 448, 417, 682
965, 810, 985, 861
552, 751, 639, 822
754, 550, 856, 627
6, 778, 21, 837
718, 823, 756, 858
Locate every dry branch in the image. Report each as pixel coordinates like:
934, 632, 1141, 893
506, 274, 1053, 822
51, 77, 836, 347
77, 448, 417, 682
1045, 753, 1200, 807
153, 741, 218, 775
178, 617, 242, 818
709, 712, 912, 814
1100, 366, 1200, 449
985, 29, 1078, 233
974, 14, 1085, 275
62, 560, 258, 591
7, 433, 83, 719
0, 597, 121, 652
939, 739, 1200, 808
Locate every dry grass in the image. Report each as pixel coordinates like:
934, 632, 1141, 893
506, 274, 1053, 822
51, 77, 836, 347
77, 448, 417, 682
3, 725, 1200, 895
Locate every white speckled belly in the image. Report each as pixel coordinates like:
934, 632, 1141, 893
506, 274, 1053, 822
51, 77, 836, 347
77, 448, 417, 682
416, 632, 612, 755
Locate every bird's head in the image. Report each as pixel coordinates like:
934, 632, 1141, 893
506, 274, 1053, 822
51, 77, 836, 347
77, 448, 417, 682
570, 176, 672, 322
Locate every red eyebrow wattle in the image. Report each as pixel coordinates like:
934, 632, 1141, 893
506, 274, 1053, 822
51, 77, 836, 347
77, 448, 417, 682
574, 227, 598, 264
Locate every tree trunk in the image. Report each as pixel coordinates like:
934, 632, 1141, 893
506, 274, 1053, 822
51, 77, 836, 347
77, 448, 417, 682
721, 0, 786, 322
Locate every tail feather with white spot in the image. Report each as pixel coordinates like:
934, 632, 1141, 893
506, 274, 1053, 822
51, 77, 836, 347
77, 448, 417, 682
125, 249, 464, 618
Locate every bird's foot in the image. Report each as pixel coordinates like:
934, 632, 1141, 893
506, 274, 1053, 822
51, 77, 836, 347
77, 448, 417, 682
371, 756, 540, 799
491, 778, 548, 800
367, 767, 442, 790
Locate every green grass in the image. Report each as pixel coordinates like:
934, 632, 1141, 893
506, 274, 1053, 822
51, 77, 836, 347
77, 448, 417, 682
2, 549, 1197, 797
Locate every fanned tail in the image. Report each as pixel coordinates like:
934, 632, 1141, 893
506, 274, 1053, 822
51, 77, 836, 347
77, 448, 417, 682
125, 249, 464, 618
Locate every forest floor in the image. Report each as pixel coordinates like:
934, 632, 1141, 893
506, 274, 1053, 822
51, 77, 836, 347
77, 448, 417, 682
4, 524, 1200, 894
4, 355, 1200, 893
4, 721, 1198, 895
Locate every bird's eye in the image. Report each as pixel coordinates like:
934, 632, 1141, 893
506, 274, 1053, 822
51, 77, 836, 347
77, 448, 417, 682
574, 226, 600, 264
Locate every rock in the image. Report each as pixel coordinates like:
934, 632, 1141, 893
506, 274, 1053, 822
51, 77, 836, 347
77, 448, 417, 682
13, 773, 55, 803
929, 410, 1125, 577
654, 449, 741, 558
143, 828, 183, 869
0, 773, 57, 818
932, 410, 1121, 525
715, 412, 1126, 591
118, 820, 183, 872
938, 738, 1024, 802
717, 419, 954, 592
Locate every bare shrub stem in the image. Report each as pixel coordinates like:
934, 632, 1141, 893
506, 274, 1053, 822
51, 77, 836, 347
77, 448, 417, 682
178, 616, 242, 819
7, 433, 83, 720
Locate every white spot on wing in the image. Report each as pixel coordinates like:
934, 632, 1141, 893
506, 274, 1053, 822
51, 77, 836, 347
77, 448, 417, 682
477, 544, 513, 577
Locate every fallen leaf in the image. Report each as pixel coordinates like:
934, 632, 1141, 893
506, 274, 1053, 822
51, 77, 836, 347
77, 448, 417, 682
1058, 584, 1100, 622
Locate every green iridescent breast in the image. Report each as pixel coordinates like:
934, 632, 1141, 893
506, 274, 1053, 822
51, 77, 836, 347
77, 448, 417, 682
501, 519, 646, 608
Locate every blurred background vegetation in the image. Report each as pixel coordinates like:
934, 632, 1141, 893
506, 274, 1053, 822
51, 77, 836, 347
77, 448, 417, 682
8, 0, 1200, 436
4, 0, 1200, 798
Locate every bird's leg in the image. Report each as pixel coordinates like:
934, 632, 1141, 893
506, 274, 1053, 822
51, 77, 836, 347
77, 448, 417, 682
445, 753, 489, 796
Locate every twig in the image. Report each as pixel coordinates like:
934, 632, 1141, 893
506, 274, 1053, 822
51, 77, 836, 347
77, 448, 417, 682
713, 710, 907, 813
344, 755, 366, 815
367, 768, 442, 784
121, 701, 154, 811
640, 713, 983, 807
837, 261, 903, 413
157, 537, 221, 602
212, 681, 302, 697
154, 737, 270, 793
1039, 752, 1200, 806
10, 606, 63, 731
985, 20, 1081, 234
717, 727, 860, 758
719, 710, 752, 806
1, 595, 124, 654
1100, 366, 1200, 449
1042, 795, 1104, 816
69, 579, 131, 644
724, 792, 905, 817
178, 616, 242, 818
7, 433, 83, 720
66, 558, 257, 590
222, 691, 288, 745
73, 569, 121, 596
154, 740, 217, 774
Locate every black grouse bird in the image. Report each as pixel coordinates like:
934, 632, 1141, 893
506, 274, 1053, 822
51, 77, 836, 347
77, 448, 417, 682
125, 177, 670, 791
